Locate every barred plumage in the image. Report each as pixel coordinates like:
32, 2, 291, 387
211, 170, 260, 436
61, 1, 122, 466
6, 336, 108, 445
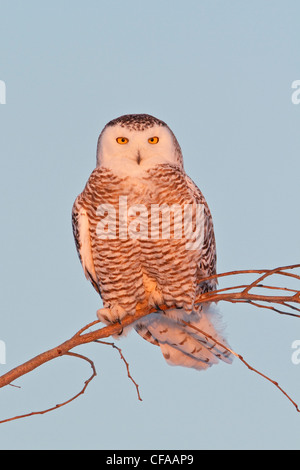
72, 114, 232, 370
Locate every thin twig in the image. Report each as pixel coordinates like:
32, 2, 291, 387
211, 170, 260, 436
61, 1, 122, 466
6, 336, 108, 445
213, 284, 299, 295
200, 264, 300, 286
245, 300, 300, 318
182, 320, 300, 413
95, 340, 142, 401
0, 352, 96, 424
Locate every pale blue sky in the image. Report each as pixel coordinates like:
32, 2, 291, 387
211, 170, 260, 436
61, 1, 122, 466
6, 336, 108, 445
0, 0, 300, 450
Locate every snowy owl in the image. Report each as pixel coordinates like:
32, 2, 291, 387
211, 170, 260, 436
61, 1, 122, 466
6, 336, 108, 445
72, 114, 232, 370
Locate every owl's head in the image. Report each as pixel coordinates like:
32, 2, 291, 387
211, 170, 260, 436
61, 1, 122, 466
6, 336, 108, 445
96, 114, 183, 176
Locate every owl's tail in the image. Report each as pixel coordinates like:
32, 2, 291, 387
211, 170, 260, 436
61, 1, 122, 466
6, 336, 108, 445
134, 305, 233, 370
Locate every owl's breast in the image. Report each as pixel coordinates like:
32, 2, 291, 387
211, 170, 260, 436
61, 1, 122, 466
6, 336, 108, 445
79, 165, 203, 313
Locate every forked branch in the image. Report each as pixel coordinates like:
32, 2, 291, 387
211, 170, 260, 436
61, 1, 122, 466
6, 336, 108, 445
0, 263, 299, 422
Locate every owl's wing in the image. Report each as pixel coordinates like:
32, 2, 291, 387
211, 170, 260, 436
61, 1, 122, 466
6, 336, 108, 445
72, 196, 100, 294
184, 173, 217, 292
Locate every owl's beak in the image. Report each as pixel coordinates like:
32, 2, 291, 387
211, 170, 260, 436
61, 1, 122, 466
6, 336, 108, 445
136, 150, 141, 165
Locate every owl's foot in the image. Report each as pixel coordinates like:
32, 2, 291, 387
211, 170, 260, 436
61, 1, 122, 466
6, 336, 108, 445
96, 307, 112, 324
96, 308, 124, 336
97, 305, 127, 324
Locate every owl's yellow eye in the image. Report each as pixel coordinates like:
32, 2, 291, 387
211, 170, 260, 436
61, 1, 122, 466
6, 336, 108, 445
148, 136, 159, 144
116, 137, 129, 144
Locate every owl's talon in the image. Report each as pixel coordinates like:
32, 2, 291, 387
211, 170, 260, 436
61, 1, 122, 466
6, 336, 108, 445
155, 303, 166, 314
117, 319, 123, 335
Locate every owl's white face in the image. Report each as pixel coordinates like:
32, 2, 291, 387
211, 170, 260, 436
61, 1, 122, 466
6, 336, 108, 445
96, 123, 181, 177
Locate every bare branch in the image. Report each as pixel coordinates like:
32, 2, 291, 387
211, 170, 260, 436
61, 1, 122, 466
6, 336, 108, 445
0, 352, 97, 424
198, 265, 300, 315
95, 340, 142, 401
0, 264, 299, 421
182, 320, 300, 413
